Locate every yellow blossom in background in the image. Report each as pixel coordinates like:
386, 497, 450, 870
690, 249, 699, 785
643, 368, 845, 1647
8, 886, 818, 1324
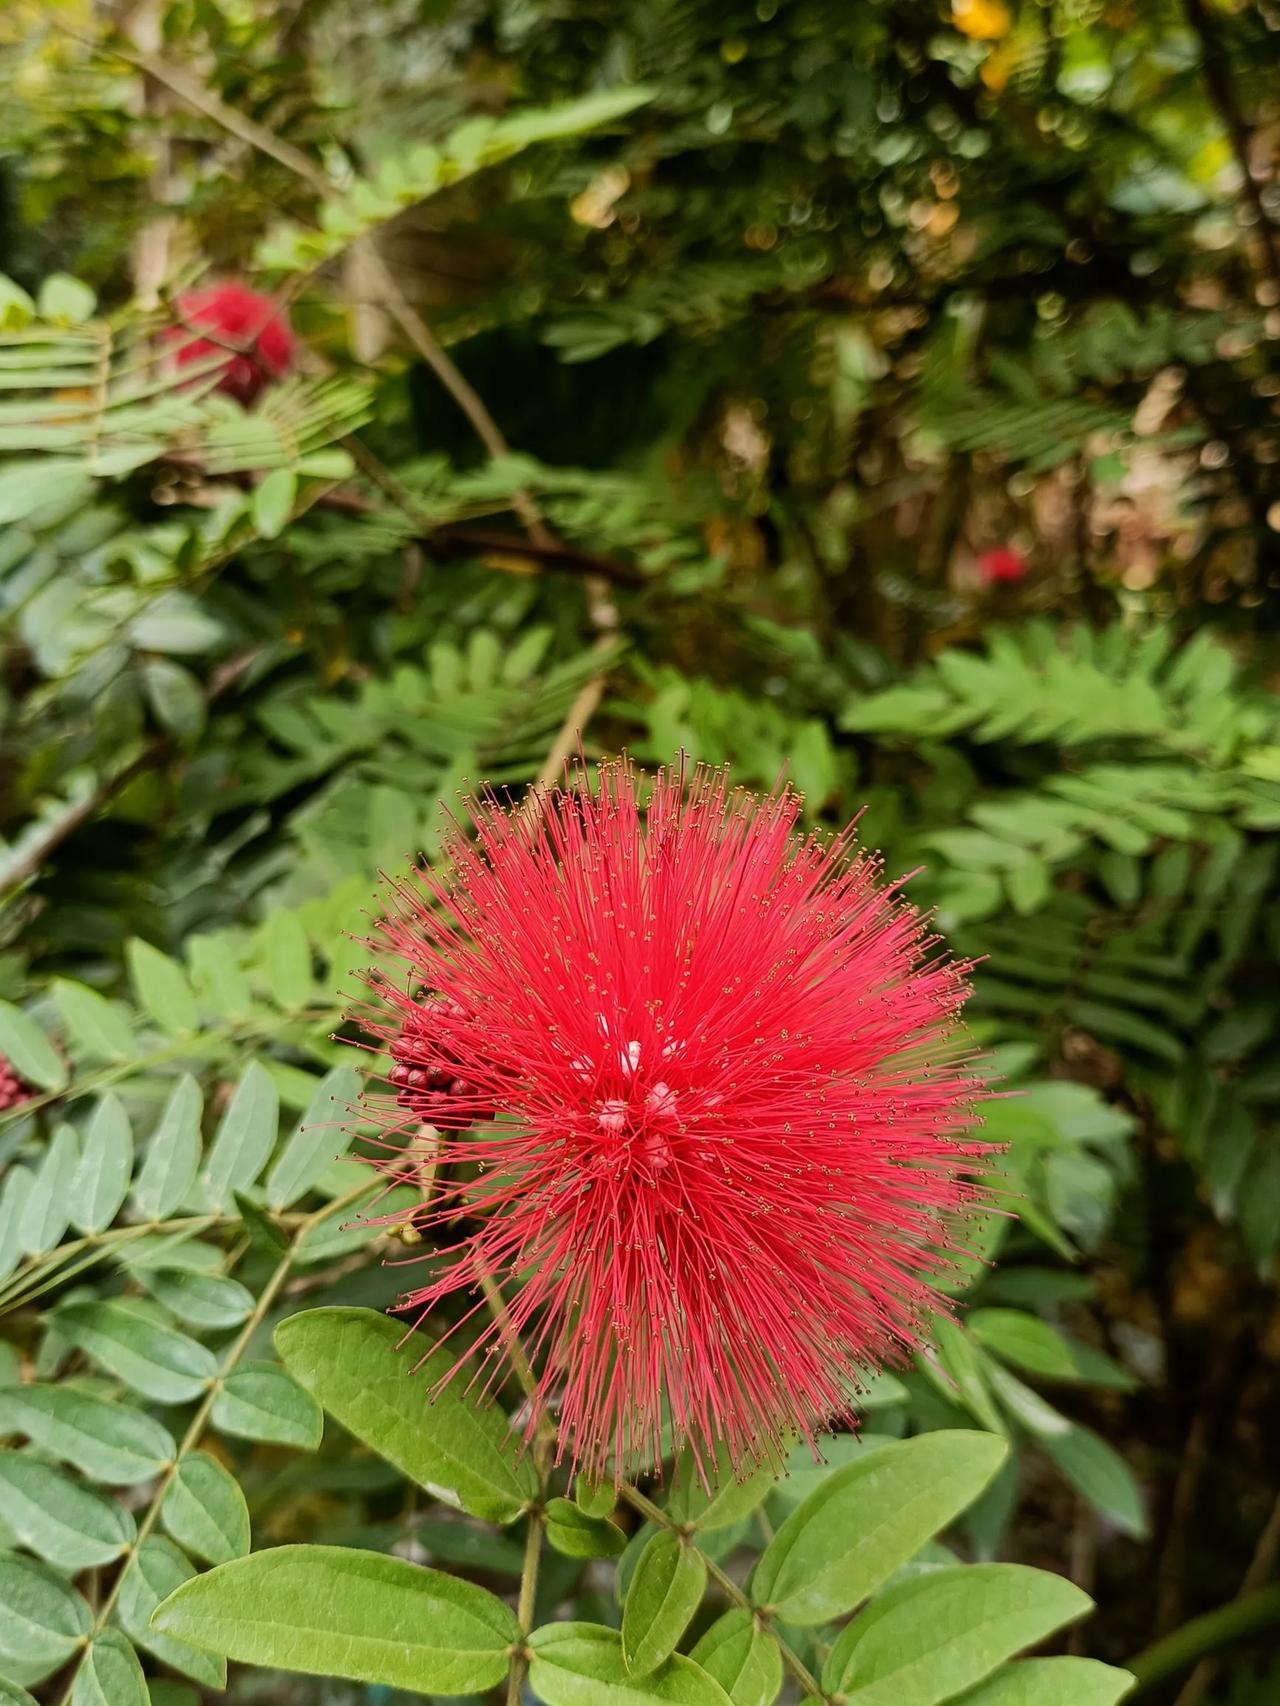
952, 0, 1012, 41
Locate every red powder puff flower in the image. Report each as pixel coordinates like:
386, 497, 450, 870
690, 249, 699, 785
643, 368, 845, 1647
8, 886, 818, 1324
976, 545, 1028, 584
167, 283, 295, 405
0, 1053, 33, 1112
356, 759, 988, 1483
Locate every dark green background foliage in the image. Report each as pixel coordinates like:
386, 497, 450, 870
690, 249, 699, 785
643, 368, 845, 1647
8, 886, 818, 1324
0, 0, 1278, 1701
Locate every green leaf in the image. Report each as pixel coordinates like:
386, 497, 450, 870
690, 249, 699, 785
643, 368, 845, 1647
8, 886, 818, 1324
70, 1630, 148, 1706
0, 1680, 37, 1705
234, 1189, 291, 1252
51, 979, 135, 1062
274, 1307, 537, 1523
574, 1473, 617, 1518
623, 1532, 707, 1677
0, 1556, 91, 1687
968, 1311, 1135, 1390
251, 467, 297, 539
666, 1443, 774, 1534
127, 940, 199, 1036
140, 1269, 254, 1330
54, 1298, 216, 1404
821, 1564, 1092, 1700
689, 1611, 781, 1706
117, 1538, 226, 1690
0, 1454, 135, 1569
150, 1544, 519, 1694
258, 910, 313, 1010
0, 273, 36, 329
751, 1432, 1007, 1625
161, 1450, 250, 1565
37, 273, 97, 325
200, 1060, 278, 1211
528, 1624, 732, 1705
70, 1094, 134, 1233
923, 1321, 1006, 1435
0, 1001, 66, 1091
1038, 1425, 1147, 1539
211, 1362, 323, 1449
0, 1382, 175, 1484
0, 1170, 32, 1284
142, 659, 207, 742
947, 1657, 1135, 1705
546, 1497, 628, 1559
133, 1076, 203, 1220
265, 1065, 359, 1208
128, 593, 225, 656
19, 1123, 78, 1254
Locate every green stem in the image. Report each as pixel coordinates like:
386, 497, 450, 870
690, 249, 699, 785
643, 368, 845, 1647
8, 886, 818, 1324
619, 1485, 831, 1704
0, 1201, 339, 1316
0, 1002, 342, 1132
53, 1179, 371, 1704
1126, 1584, 1280, 1695
475, 1261, 553, 1706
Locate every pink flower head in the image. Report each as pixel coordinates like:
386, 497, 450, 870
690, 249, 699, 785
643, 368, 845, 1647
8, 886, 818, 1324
356, 759, 988, 1482
976, 545, 1028, 584
0, 1053, 33, 1112
167, 283, 295, 405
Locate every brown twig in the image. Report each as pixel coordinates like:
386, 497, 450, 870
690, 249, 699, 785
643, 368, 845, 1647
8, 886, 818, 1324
1181, 0, 1280, 294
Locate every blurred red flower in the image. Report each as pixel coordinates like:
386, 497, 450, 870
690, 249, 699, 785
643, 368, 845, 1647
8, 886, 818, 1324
168, 283, 295, 405
357, 759, 988, 1482
0, 1053, 33, 1112
977, 545, 1028, 584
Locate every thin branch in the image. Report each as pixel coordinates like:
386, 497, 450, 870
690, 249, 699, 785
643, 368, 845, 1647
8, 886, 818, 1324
336, 439, 642, 587
1181, 0, 1280, 293
619, 1484, 831, 1704
53, 1180, 372, 1704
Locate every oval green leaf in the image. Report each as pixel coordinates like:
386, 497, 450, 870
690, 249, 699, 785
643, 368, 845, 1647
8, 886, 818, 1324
274, 1306, 537, 1523
689, 1610, 781, 1706
19, 1123, 78, 1255
1039, 1424, 1147, 1539
116, 1537, 226, 1690
70, 1630, 148, 1706
140, 1270, 254, 1330
666, 1443, 774, 1534
0, 1382, 175, 1484
70, 1094, 134, 1234
133, 1075, 203, 1221
52, 979, 134, 1063
0, 1001, 66, 1092
0, 1455, 135, 1570
546, 1497, 628, 1559
150, 1544, 518, 1694
947, 1657, 1136, 1706
201, 1061, 278, 1211
529, 1624, 732, 1705
751, 1432, 1007, 1626
821, 1563, 1092, 1700
0, 1555, 91, 1686
127, 940, 199, 1037
161, 1450, 250, 1565
967, 1310, 1135, 1391
265, 1065, 358, 1208
53, 1298, 216, 1404
623, 1532, 707, 1677
211, 1362, 323, 1449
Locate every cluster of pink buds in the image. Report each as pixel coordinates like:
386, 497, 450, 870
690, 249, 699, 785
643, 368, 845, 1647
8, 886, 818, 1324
0, 1055, 33, 1112
388, 995, 494, 1129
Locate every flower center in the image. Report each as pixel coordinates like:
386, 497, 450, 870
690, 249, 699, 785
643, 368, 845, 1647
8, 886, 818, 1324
587, 1037, 683, 1180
